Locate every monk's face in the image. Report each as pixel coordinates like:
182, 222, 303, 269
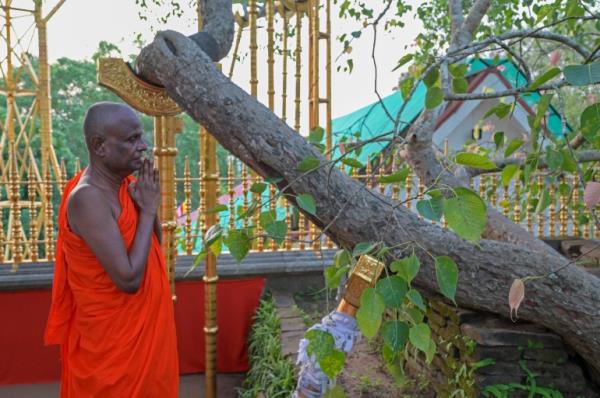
101, 109, 148, 174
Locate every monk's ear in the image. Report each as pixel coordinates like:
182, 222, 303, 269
90, 135, 106, 157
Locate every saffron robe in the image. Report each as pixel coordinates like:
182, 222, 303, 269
45, 172, 179, 397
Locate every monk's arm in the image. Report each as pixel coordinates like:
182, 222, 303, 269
67, 187, 156, 293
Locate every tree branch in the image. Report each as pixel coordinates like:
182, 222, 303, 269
444, 80, 570, 101
448, 0, 464, 44
458, 0, 492, 46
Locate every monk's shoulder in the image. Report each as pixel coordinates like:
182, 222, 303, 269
67, 183, 112, 223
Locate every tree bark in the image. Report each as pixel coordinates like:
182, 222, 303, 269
134, 29, 600, 373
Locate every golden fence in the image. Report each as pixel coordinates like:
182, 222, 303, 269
0, 151, 594, 268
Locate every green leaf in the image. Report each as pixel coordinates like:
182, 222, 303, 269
501, 164, 520, 187
449, 63, 469, 78
297, 156, 320, 172
379, 167, 409, 183
435, 256, 459, 304
250, 182, 267, 194
563, 61, 600, 86
484, 102, 513, 120
444, 188, 487, 241
504, 139, 524, 158
406, 307, 425, 324
423, 67, 440, 87
390, 254, 421, 284
406, 289, 426, 311
425, 337, 436, 363
455, 153, 496, 170
581, 103, 600, 140
400, 77, 414, 101
353, 242, 376, 257
309, 126, 325, 144
452, 77, 468, 93
545, 148, 564, 172
259, 210, 277, 228
297, 193, 317, 216
224, 229, 251, 263
205, 204, 228, 214
392, 54, 413, 72
341, 158, 365, 169
425, 87, 444, 109
416, 197, 444, 222
264, 220, 287, 245
536, 189, 552, 213
209, 236, 222, 257
561, 148, 577, 173
334, 249, 352, 268
264, 176, 284, 185
532, 93, 553, 132
324, 265, 350, 289
376, 276, 408, 309
306, 329, 334, 359
529, 67, 561, 90
409, 323, 431, 353
356, 288, 385, 339
382, 320, 409, 352
494, 132, 505, 150
320, 350, 345, 378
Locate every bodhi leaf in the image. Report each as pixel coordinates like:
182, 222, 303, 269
455, 153, 496, 170
320, 350, 345, 378
563, 61, 600, 86
425, 87, 444, 109
390, 254, 421, 284
435, 256, 459, 304
297, 193, 317, 216
529, 67, 561, 90
324, 265, 350, 289
409, 323, 431, 354
382, 320, 409, 352
444, 188, 487, 241
375, 276, 408, 309
224, 229, 251, 263
356, 288, 385, 339
416, 197, 444, 222
501, 164, 520, 187
297, 156, 320, 172
581, 103, 600, 140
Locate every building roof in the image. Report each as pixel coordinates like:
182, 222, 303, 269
331, 58, 566, 164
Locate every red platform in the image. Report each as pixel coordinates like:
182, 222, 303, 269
0, 278, 265, 385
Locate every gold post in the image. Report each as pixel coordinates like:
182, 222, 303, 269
299, 210, 306, 250
559, 177, 567, 237
502, 183, 510, 219
513, 179, 521, 225
9, 142, 23, 269
249, 0, 258, 97
35, 2, 60, 179
572, 175, 580, 237
537, 175, 544, 237
242, 163, 249, 229
490, 173, 498, 208
308, 0, 320, 131
75, 157, 81, 173
0, 204, 4, 263
281, 11, 289, 123
228, 157, 236, 231
267, 0, 275, 110
59, 158, 67, 194
184, 157, 193, 255
405, 168, 413, 210
28, 159, 38, 262
202, 122, 219, 398
325, 0, 332, 156
294, 6, 302, 133
549, 183, 556, 238
44, 160, 54, 261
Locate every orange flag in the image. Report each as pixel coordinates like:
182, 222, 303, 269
45, 171, 179, 398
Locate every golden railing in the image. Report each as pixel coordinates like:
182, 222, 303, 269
1, 151, 594, 268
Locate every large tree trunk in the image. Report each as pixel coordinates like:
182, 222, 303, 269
134, 6, 600, 374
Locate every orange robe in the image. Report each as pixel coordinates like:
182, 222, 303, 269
45, 172, 179, 397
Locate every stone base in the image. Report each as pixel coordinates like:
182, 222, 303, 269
406, 301, 600, 397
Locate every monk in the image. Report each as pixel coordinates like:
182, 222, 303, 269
45, 102, 179, 397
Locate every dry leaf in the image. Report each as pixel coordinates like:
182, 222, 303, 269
584, 182, 600, 209
508, 278, 525, 322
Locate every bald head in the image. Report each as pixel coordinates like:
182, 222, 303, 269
83, 102, 139, 149
82, 102, 147, 174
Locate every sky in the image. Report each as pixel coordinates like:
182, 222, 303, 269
6, 0, 423, 124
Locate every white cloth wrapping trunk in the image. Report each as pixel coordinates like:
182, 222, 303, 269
293, 310, 361, 397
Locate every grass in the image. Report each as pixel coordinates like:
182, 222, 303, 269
238, 294, 297, 398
